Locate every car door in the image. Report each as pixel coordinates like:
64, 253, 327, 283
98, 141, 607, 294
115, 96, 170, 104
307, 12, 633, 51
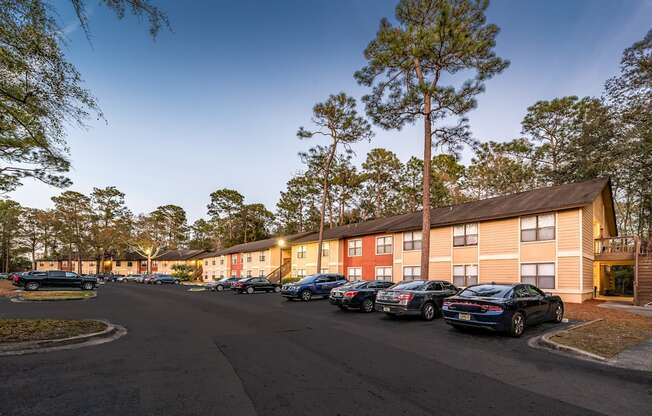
65, 272, 82, 288
512, 285, 539, 323
426, 282, 446, 306
47, 271, 66, 287
314, 275, 329, 295
526, 285, 550, 323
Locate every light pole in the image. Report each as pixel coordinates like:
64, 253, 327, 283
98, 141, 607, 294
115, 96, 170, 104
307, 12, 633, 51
277, 238, 286, 286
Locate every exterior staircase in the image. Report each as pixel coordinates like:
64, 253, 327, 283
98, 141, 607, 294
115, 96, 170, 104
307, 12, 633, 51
635, 251, 652, 307
267, 260, 291, 285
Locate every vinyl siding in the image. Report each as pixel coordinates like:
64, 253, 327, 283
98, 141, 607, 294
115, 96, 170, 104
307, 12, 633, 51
520, 241, 555, 262
479, 218, 518, 256
452, 246, 477, 264
583, 257, 593, 293
557, 209, 580, 252
582, 204, 594, 259
479, 259, 519, 284
428, 262, 451, 281
558, 257, 580, 289
429, 227, 451, 257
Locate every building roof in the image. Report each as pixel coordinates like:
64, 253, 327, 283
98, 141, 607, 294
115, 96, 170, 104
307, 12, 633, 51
154, 249, 207, 261
291, 177, 612, 243
196, 231, 314, 258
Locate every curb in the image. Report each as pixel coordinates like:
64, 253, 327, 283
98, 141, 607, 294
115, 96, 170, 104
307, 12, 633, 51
0, 320, 127, 356
531, 319, 608, 362
10, 292, 97, 303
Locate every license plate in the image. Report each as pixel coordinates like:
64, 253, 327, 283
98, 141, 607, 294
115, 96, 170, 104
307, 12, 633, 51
458, 313, 471, 321
383, 306, 390, 312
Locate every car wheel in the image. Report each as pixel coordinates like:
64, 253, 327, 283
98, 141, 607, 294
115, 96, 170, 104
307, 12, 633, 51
552, 303, 564, 323
217, 285, 224, 292
274, 286, 281, 293
82, 282, 94, 291
421, 302, 436, 321
174, 280, 180, 285
246, 287, 254, 294
300, 290, 312, 302
25, 281, 39, 291
509, 312, 526, 337
361, 298, 374, 313
338, 305, 347, 311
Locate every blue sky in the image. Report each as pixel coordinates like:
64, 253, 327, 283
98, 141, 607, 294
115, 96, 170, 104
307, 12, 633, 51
10, 0, 652, 222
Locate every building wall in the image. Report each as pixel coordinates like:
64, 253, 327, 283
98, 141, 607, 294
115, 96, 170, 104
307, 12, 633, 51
112, 260, 140, 275
342, 234, 393, 281
290, 239, 340, 277
229, 253, 243, 277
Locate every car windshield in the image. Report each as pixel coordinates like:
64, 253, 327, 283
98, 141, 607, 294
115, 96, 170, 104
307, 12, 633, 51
347, 281, 369, 289
459, 285, 513, 299
389, 281, 428, 291
296, 275, 318, 284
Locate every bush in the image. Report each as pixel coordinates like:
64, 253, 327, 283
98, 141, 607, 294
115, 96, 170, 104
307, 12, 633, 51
171, 264, 194, 281
281, 277, 301, 284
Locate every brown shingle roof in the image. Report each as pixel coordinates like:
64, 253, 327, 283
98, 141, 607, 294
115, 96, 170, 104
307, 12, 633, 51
195, 232, 314, 258
154, 249, 207, 261
292, 177, 611, 243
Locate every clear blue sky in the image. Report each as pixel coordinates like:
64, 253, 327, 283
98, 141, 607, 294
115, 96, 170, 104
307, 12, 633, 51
10, 0, 652, 222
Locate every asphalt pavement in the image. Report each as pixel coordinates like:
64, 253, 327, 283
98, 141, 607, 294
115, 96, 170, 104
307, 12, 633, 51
0, 283, 650, 416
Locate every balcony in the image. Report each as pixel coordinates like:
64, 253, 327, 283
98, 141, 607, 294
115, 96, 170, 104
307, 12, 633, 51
594, 237, 639, 261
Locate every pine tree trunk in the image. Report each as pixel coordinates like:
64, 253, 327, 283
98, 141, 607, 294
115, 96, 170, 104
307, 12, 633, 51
421, 93, 432, 280
317, 143, 337, 274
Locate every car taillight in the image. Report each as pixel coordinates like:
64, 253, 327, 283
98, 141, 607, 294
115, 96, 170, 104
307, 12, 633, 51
13, 275, 19, 282
398, 293, 414, 305
344, 291, 358, 298
481, 305, 503, 312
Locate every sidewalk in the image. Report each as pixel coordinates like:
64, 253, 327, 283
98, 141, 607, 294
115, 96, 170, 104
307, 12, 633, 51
598, 301, 652, 318
610, 336, 652, 371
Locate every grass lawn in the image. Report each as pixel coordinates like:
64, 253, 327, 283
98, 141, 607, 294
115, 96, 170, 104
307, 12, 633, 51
19, 291, 96, 301
551, 300, 652, 358
0, 319, 107, 344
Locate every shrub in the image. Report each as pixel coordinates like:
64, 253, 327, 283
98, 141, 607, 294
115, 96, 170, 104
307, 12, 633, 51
171, 264, 194, 281
281, 277, 301, 284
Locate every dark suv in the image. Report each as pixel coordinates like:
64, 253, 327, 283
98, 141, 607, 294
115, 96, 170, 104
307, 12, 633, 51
375, 280, 458, 320
14, 270, 97, 291
281, 273, 347, 301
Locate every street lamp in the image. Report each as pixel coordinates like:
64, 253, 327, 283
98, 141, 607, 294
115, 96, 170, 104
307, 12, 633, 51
277, 238, 286, 286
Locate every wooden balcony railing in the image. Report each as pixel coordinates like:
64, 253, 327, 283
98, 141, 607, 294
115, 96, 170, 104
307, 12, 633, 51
594, 237, 638, 257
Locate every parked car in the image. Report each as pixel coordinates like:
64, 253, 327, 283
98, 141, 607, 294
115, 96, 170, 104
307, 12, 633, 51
232, 277, 280, 294
0, 273, 8, 280
330, 280, 395, 312
281, 273, 347, 301
120, 274, 141, 283
135, 274, 148, 283
442, 283, 564, 337
13, 270, 97, 291
148, 274, 180, 285
207, 277, 240, 292
375, 280, 458, 321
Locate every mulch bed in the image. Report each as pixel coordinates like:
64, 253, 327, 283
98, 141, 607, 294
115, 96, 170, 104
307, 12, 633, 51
19, 291, 96, 301
0, 280, 15, 296
551, 300, 652, 358
0, 319, 107, 344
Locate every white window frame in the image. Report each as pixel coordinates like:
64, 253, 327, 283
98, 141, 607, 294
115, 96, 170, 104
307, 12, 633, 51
453, 264, 478, 287
348, 239, 362, 257
347, 267, 362, 280
520, 262, 555, 289
297, 246, 306, 259
521, 213, 556, 242
403, 231, 422, 251
321, 242, 329, 257
402, 266, 421, 281
375, 266, 392, 281
376, 236, 393, 255
453, 223, 478, 247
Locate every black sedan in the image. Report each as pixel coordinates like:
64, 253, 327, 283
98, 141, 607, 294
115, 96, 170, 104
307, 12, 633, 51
375, 280, 458, 321
232, 277, 280, 294
149, 274, 180, 285
442, 283, 564, 337
330, 280, 394, 312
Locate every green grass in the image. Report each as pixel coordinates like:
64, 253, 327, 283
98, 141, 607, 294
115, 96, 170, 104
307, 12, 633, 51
20, 291, 96, 301
0, 319, 107, 343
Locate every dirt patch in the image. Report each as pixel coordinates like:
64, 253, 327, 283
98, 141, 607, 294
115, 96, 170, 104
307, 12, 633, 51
551, 300, 652, 358
19, 291, 96, 301
0, 319, 107, 343
0, 280, 16, 296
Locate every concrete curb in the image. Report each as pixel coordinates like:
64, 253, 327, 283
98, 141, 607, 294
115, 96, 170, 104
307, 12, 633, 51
529, 319, 608, 362
0, 320, 127, 356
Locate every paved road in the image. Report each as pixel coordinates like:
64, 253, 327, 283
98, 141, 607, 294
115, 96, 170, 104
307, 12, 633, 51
1, 284, 650, 416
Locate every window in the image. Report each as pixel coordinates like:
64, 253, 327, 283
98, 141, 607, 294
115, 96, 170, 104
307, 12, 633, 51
403, 266, 421, 281
64, 272, 78, 278
403, 231, 422, 251
231, 256, 237, 265
259, 252, 265, 262
220, 274, 224, 278
296, 269, 305, 278
246, 254, 252, 262
115, 261, 121, 267
321, 242, 329, 257
220, 258, 224, 265
204, 260, 208, 266
375, 266, 392, 281
348, 240, 362, 256
259, 269, 265, 277
453, 224, 478, 247
127, 261, 133, 267
297, 246, 306, 259
320, 268, 329, 274
39, 262, 44, 267
212, 260, 216, 266
521, 214, 555, 242
348, 267, 362, 280
376, 236, 393, 255
246, 270, 252, 277
521, 263, 555, 289
453, 265, 478, 287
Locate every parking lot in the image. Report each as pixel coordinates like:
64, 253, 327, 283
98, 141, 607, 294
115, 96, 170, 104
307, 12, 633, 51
1, 283, 651, 416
